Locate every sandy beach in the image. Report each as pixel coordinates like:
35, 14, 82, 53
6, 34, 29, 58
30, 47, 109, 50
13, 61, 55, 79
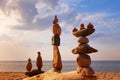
0, 72, 27, 80
0, 72, 120, 80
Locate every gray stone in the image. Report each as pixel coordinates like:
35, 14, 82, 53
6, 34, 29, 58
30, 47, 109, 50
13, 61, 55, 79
52, 35, 60, 46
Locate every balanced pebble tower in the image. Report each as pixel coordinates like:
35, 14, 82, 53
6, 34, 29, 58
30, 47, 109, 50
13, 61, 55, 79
26, 58, 32, 72
72, 23, 98, 79
51, 15, 62, 72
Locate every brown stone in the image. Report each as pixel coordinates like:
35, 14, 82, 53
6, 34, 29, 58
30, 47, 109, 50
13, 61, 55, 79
26, 58, 32, 72
76, 54, 91, 67
72, 44, 89, 54
77, 66, 95, 77
80, 23, 85, 30
52, 15, 61, 35
78, 36, 89, 44
52, 34, 60, 46
72, 27, 78, 32
87, 23, 94, 29
36, 52, 43, 70
52, 46, 62, 72
72, 44, 97, 54
72, 28, 95, 37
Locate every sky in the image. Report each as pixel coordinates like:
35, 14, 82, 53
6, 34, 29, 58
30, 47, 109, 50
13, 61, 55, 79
0, 0, 120, 61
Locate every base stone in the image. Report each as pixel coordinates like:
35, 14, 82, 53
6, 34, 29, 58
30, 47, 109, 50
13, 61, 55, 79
77, 66, 95, 77
77, 54, 91, 67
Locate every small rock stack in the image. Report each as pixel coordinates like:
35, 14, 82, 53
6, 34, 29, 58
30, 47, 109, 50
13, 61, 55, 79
52, 15, 62, 72
26, 58, 32, 72
25, 52, 44, 77
72, 23, 98, 79
36, 52, 43, 71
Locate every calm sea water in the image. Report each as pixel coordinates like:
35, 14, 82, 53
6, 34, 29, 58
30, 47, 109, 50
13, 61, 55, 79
0, 61, 120, 72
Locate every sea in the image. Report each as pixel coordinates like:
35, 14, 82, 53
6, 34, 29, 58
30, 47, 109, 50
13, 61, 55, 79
0, 61, 120, 72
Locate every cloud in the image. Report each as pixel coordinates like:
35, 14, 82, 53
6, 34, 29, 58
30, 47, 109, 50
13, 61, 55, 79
0, 0, 58, 31
0, 0, 120, 36
0, 34, 11, 41
0, 0, 9, 14
0, 0, 81, 32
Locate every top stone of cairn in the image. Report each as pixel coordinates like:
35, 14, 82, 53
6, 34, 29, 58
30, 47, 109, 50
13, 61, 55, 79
72, 23, 95, 37
52, 15, 61, 36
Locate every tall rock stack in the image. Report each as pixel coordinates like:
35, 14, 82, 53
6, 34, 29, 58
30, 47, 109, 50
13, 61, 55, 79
52, 15, 62, 72
72, 23, 98, 79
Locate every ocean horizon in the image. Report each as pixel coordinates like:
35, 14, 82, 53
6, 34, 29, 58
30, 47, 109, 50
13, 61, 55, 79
0, 60, 120, 72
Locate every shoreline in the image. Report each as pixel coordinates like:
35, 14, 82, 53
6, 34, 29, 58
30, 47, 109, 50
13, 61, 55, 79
0, 72, 120, 80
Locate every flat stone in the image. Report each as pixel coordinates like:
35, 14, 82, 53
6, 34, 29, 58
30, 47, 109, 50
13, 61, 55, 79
72, 44, 97, 54
25, 69, 44, 77
72, 28, 95, 37
76, 54, 91, 67
78, 36, 89, 44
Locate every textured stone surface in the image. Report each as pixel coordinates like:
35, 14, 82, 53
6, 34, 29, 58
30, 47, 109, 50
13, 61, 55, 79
76, 54, 91, 67
52, 24, 61, 35
52, 46, 62, 72
72, 28, 95, 37
72, 44, 97, 54
26, 58, 32, 72
52, 35, 60, 46
78, 36, 89, 43
77, 66, 95, 77
52, 16, 61, 35
36, 52, 43, 70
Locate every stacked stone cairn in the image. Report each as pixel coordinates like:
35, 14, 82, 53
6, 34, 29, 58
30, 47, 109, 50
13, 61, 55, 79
51, 15, 62, 72
72, 23, 98, 79
26, 58, 32, 72
25, 52, 44, 76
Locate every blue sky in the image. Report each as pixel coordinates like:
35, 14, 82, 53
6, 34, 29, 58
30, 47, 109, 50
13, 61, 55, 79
0, 0, 120, 61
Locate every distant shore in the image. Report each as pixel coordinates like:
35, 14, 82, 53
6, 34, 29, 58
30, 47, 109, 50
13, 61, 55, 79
0, 72, 120, 80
